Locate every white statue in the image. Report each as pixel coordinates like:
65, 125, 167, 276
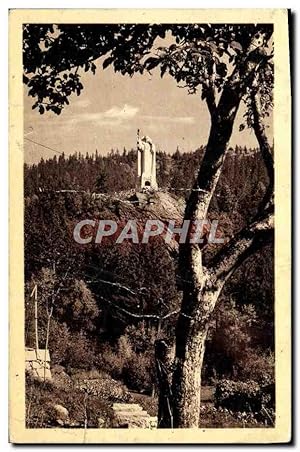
137, 130, 158, 190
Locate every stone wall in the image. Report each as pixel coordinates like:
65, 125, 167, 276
25, 347, 52, 381
111, 403, 157, 429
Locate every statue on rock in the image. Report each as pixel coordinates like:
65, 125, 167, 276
137, 129, 158, 191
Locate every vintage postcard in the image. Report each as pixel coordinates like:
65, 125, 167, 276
9, 9, 291, 443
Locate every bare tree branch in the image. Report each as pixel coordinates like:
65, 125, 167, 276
99, 295, 180, 321
87, 277, 138, 295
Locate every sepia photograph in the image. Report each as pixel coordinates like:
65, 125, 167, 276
9, 8, 291, 443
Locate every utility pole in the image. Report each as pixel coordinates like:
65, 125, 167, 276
30, 284, 39, 354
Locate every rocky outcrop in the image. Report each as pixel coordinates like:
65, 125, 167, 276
52, 404, 70, 426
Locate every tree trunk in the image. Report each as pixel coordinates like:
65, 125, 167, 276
172, 326, 207, 428
171, 282, 221, 428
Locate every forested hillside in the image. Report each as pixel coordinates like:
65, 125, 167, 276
24, 145, 267, 201
24, 146, 274, 427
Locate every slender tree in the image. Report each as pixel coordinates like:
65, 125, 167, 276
23, 23, 274, 427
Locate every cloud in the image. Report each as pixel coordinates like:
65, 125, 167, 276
66, 103, 139, 127
103, 104, 139, 120
142, 114, 195, 124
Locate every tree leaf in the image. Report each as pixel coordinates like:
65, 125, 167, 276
103, 56, 114, 69
160, 65, 167, 78
144, 57, 160, 71
216, 62, 227, 77
230, 41, 243, 52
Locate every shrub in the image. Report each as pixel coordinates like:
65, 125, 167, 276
99, 334, 155, 392
48, 320, 71, 365
214, 379, 275, 424
199, 404, 261, 428
239, 350, 275, 383
122, 351, 155, 393
51, 364, 74, 389
62, 331, 97, 371
69, 368, 104, 380
124, 324, 157, 354
73, 371, 132, 403
116, 334, 133, 360
46, 320, 99, 371
99, 346, 125, 380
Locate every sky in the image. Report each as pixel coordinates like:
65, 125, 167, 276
24, 56, 273, 164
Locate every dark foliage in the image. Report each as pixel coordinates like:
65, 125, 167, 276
214, 379, 275, 425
